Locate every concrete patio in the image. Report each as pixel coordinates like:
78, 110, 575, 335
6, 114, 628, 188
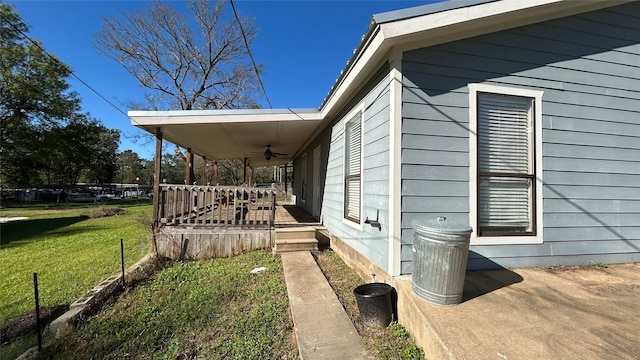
394, 262, 640, 360
278, 205, 640, 359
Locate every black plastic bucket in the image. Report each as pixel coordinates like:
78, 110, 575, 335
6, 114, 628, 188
353, 283, 394, 329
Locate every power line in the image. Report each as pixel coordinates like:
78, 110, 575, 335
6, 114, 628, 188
0, 12, 131, 120
71, 74, 129, 119
3, 4, 272, 126
1, 13, 156, 156
229, 0, 272, 109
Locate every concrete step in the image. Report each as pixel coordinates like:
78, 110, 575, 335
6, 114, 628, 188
273, 238, 318, 253
275, 226, 316, 240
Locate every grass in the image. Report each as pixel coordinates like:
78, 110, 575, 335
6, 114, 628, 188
0, 200, 152, 358
36, 251, 297, 359
1, 199, 420, 359
315, 250, 425, 359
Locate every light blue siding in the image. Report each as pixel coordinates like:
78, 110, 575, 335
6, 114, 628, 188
295, 67, 392, 272
401, 2, 640, 273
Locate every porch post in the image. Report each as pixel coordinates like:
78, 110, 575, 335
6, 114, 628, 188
201, 156, 206, 185
152, 127, 162, 255
214, 162, 218, 185
284, 164, 288, 202
243, 157, 248, 185
186, 148, 194, 185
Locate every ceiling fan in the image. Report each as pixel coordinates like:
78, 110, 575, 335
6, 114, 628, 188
263, 145, 287, 161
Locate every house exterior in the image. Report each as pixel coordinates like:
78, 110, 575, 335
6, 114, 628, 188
130, 0, 640, 277
290, 0, 640, 276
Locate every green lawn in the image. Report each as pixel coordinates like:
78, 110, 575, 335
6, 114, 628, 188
36, 251, 297, 359
0, 201, 152, 330
1, 200, 419, 359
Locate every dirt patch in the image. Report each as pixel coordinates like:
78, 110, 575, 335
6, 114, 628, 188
1, 305, 69, 345
541, 264, 610, 274
591, 283, 640, 298
82, 206, 125, 218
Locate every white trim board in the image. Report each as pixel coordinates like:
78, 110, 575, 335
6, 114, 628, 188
388, 55, 403, 276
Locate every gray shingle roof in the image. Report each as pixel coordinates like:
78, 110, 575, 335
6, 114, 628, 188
372, 0, 498, 24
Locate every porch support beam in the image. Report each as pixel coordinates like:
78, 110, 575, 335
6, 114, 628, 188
152, 127, 162, 235
284, 163, 288, 201
186, 148, 194, 185
201, 156, 206, 185
243, 157, 248, 185
214, 162, 218, 185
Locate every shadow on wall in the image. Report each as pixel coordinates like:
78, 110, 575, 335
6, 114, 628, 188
461, 251, 524, 303
406, 2, 640, 98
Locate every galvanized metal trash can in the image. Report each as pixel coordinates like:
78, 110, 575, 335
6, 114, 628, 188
412, 217, 472, 305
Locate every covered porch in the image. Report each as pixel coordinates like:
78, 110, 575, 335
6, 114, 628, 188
129, 109, 324, 259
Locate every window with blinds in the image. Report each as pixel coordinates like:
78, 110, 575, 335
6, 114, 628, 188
344, 112, 362, 223
477, 92, 535, 236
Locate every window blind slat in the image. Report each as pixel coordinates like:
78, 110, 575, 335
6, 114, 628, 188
345, 177, 360, 219
477, 92, 534, 234
344, 112, 362, 223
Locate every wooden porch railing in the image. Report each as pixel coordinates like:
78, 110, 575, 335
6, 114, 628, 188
157, 184, 276, 228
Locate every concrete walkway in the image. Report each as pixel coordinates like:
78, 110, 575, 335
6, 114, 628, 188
280, 251, 368, 360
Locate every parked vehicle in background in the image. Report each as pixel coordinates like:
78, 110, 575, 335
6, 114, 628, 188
95, 193, 116, 202
68, 192, 96, 202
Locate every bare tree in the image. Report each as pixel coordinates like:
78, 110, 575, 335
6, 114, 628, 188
95, 0, 261, 111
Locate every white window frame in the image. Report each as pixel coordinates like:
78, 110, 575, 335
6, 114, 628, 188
469, 83, 543, 245
343, 105, 364, 230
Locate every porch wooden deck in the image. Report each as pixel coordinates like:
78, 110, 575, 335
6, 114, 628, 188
274, 204, 320, 227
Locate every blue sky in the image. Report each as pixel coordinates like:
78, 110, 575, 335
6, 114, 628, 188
9, 0, 436, 159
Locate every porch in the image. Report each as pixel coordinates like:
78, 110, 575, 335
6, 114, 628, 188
152, 184, 323, 259
126, 107, 328, 260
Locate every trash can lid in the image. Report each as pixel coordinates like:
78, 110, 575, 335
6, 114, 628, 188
413, 216, 472, 235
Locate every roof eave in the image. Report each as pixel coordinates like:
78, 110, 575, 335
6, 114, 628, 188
379, 0, 630, 46
128, 108, 323, 166
319, 0, 630, 118
129, 108, 322, 126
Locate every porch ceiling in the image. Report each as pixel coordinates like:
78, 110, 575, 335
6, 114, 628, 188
129, 109, 323, 167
